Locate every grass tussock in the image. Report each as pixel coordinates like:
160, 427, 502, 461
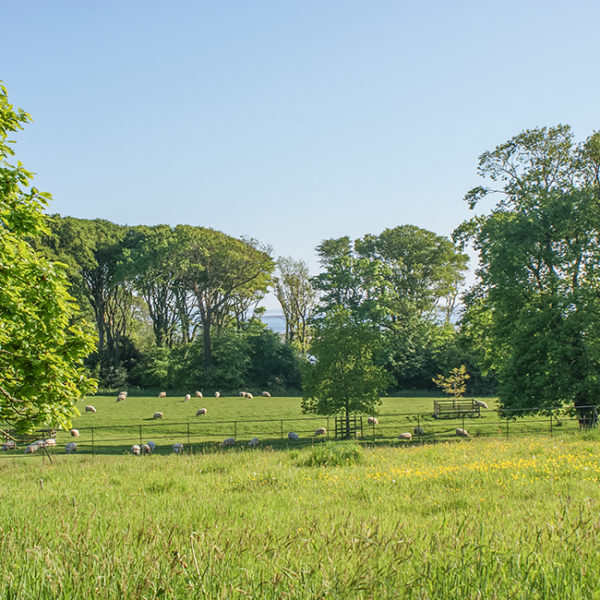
292, 441, 364, 467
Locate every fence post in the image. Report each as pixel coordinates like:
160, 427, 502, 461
281, 420, 283, 439
139, 424, 143, 446
550, 413, 553, 436
234, 421, 237, 440
187, 422, 191, 448
506, 417, 509, 440
92, 427, 95, 456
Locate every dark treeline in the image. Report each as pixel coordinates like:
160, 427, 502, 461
35, 216, 493, 394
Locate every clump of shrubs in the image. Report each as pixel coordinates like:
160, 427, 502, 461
293, 442, 363, 467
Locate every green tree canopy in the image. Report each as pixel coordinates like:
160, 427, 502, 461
0, 84, 96, 432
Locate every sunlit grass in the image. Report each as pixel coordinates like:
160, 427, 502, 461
0, 435, 599, 598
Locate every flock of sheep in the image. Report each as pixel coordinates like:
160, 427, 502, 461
1, 395, 488, 455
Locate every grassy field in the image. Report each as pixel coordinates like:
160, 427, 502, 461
0, 394, 584, 457
0, 432, 599, 598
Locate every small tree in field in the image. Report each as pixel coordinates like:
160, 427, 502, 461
433, 365, 470, 399
302, 309, 391, 436
0, 83, 97, 433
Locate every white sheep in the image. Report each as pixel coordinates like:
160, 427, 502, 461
398, 432, 412, 441
172, 443, 184, 454
65, 442, 77, 454
314, 427, 326, 436
196, 408, 207, 416
158, 391, 167, 398
44, 438, 57, 447
141, 444, 152, 455
85, 405, 96, 413
119, 391, 128, 398
131, 444, 141, 455
288, 432, 299, 441
116, 392, 127, 402
246, 392, 254, 399
475, 400, 489, 409
34, 439, 48, 448
248, 437, 259, 447
194, 391, 203, 398
25, 444, 38, 454
414, 426, 425, 436
153, 412, 163, 420
215, 391, 221, 398
70, 428, 80, 437
221, 437, 235, 447
146, 441, 156, 452
367, 417, 379, 425
456, 428, 469, 437
261, 391, 271, 397
184, 394, 191, 402
1, 440, 16, 451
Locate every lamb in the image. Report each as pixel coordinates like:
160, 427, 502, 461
25, 444, 38, 454
172, 443, 184, 454
367, 417, 379, 425
184, 394, 191, 402
194, 391, 203, 398
158, 391, 167, 398
413, 426, 425, 436
398, 432, 412, 441
288, 432, 299, 441
196, 408, 207, 416
1, 440, 16, 451
146, 441, 156, 452
85, 405, 96, 413
65, 442, 77, 454
248, 437, 259, 447
215, 391, 221, 398
70, 429, 80, 437
153, 412, 163, 419
314, 427, 326, 436
141, 444, 152, 455
475, 400, 489, 409
221, 437, 235, 447
131, 444, 141, 455
456, 428, 470, 437
261, 391, 271, 397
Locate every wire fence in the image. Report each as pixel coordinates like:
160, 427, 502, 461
0, 403, 597, 460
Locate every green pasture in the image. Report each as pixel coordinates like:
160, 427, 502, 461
2, 394, 586, 457
1, 434, 599, 598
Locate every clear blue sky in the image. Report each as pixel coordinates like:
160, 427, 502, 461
3, 1, 599, 309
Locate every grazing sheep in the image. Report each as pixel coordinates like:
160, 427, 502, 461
414, 426, 425, 436
194, 391, 203, 398
184, 394, 191, 402
158, 391, 167, 398
314, 427, 327, 436
119, 391, 128, 398
367, 417, 379, 425
475, 400, 489, 409
248, 437, 259, 447
261, 391, 271, 397
141, 444, 152, 455
34, 439, 48, 448
65, 442, 77, 454
239, 391, 246, 397
398, 432, 412, 441
215, 391, 221, 398
146, 441, 156, 452
196, 408, 208, 416
172, 443, 184, 454
131, 444, 141, 455
1, 440, 16, 451
456, 428, 470, 437
117, 392, 127, 402
85, 405, 96, 413
70, 429, 80, 437
45, 438, 57, 447
288, 432, 299, 441
221, 437, 235, 447
246, 392, 254, 399
25, 444, 38, 454
153, 412, 163, 420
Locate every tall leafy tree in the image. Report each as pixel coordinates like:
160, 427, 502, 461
273, 256, 315, 352
0, 83, 96, 432
456, 125, 600, 413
